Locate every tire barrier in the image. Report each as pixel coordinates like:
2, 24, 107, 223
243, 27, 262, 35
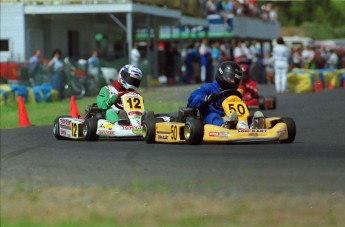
287, 68, 345, 93
0, 83, 58, 106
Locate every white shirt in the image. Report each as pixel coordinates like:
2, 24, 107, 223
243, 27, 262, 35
328, 53, 339, 68
273, 44, 289, 62
233, 46, 243, 59
131, 48, 140, 66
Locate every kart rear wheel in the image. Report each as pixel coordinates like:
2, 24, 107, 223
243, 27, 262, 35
184, 118, 203, 145
143, 118, 163, 143
53, 116, 70, 140
280, 117, 296, 143
83, 118, 99, 141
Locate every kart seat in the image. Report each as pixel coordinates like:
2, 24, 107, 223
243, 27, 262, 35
177, 107, 201, 122
85, 103, 105, 119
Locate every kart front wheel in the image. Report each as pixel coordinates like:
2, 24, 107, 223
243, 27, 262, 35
142, 118, 163, 144
184, 118, 203, 145
53, 116, 70, 140
83, 118, 99, 141
280, 117, 296, 143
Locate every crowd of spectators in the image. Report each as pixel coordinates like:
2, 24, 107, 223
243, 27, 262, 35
180, 39, 345, 87
205, 0, 279, 23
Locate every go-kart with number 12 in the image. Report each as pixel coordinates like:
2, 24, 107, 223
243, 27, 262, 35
53, 92, 145, 141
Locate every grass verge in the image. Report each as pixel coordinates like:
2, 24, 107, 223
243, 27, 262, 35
1, 181, 345, 227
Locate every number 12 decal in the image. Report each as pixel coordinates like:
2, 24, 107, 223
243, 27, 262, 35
71, 122, 77, 137
126, 98, 142, 109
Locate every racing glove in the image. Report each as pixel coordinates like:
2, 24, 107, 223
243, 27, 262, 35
106, 95, 117, 106
205, 93, 219, 104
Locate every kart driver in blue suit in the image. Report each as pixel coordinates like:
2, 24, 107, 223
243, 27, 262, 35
188, 61, 243, 128
188, 61, 265, 129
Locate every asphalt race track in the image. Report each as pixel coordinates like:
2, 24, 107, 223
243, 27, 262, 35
1, 85, 345, 195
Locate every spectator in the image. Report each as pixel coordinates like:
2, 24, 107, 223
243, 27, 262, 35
327, 49, 339, 69
48, 49, 65, 100
199, 39, 211, 83
206, 0, 218, 15
233, 40, 246, 64
211, 40, 222, 80
87, 50, 101, 96
183, 42, 200, 84
263, 52, 274, 84
273, 37, 290, 93
242, 41, 253, 65
28, 49, 41, 86
131, 43, 141, 66
269, 6, 278, 23
291, 47, 302, 68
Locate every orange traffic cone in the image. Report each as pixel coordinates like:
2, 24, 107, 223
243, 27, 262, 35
70, 96, 79, 118
18, 96, 31, 127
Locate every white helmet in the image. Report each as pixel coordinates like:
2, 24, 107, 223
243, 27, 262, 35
117, 64, 143, 90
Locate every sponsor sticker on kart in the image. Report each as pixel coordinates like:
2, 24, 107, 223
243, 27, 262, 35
97, 130, 115, 136
238, 129, 267, 133
277, 130, 287, 138
121, 125, 141, 130
59, 119, 72, 126
219, 131, 229, 138
209, 132, 219, 137
100, 122, 114, 130
158, 135, 169, 140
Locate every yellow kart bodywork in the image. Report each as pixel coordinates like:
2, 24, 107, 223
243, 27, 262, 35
143, 93, 296, 145
153, 117, 289, 144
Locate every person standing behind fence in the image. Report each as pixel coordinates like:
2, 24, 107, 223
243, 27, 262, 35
88, 50, 101, 96
211, 40, 221, 80
131, 44, 141, 67
273, 37, 290, 93
48, 49, 65, 100
199, 39, 211, 83
28, 49, 41, 86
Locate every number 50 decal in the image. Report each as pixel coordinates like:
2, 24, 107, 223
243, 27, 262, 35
228, 103, 246, 115
171, 125, 178, 140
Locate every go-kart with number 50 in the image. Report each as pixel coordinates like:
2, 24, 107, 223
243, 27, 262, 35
142, 90, 296, 145
53, 91, 146, 141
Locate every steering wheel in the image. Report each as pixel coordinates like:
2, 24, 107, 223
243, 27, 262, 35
212, 89, 243, 111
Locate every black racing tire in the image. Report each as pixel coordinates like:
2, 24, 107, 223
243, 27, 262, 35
53, 116, 71, 140
258, 96, 266, 110
142, 117, 164, 144
143, 111, 155, 124
184, 118, 204, 145
280, 117, 296, 143
83, 118, 99, 141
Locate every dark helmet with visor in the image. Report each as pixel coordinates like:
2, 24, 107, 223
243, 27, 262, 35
216, 61, 243, 90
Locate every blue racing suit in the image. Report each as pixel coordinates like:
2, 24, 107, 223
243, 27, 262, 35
187, 81, 226, 126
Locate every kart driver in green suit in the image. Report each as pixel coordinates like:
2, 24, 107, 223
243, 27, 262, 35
96, 64, 143, 124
